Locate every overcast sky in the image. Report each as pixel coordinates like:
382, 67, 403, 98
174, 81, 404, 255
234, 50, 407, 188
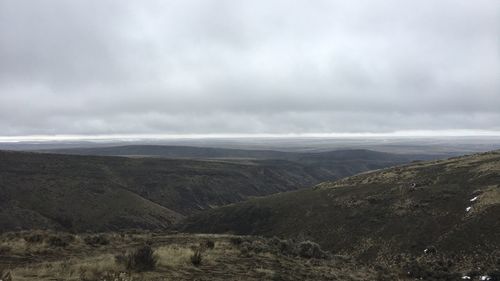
0, 0, 499, 137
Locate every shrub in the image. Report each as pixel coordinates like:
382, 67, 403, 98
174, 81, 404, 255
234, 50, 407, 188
297, 241, 329, 259
190, 250, 202, 266
250, 240, 268, 253
230, 237, 244, 245
234, 237, 330, 259
116, 245, 157, 272
203, 239, 215, 250
239, 241, 252, 257
276, 239, 296, 256
24, 233, 45, 243
84, 235, 110, 246
114, 252, 128, 266
46, 234, 75, 248
268, 237, 281, 246
47, 236, 69, 248
0, 245, 11, 255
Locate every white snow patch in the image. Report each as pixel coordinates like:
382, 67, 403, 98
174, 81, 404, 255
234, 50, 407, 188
470, 196, 478, 202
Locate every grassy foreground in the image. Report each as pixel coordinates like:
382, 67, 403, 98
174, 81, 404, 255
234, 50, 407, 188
0, 231, 382, 281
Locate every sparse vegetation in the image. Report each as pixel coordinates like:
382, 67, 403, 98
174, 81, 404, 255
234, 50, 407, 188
84, 234, 110, 246
235, 237, 331, 260
0, 149, 419, 232
47, 235, 73, 248
183, 150, 500, 266
403, 258, 462, 280
297, 241, 329, 259
116, 244, 157, 272
0, 149, 499, 280
230, 237, 244, 245
190, 250, 202, 266
0, 233, 379, 280
155, 245, 195, 267
203, 239, 215, 250
24, 233, 45, 244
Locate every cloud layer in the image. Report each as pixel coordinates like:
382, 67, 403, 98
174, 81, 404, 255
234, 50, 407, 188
1, 0, 499, 136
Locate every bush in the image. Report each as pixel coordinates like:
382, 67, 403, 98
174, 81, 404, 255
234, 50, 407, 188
276, 239, 296, 256
297, 241, 329, 259
84, 235, 110, 246
47, 234, 75, 248
202, 239, 215, 250
24, 233, 45, 243
250, 240, 268, 253
0, 245, 11, 255
239, 241, 252, 257
234, 237, 330, 259
190, 250, 202, 266
47, 236, 69, 248
116, 245, 157, 272
230, 237, 244, 245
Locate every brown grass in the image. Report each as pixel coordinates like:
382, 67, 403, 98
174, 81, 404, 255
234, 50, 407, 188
0, 232, 382, 281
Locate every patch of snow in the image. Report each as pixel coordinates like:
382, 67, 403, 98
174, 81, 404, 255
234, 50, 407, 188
466, 206, 472, 212
461, 276, 471, 280
480, 275, 492, 281
470, 196, 478, 202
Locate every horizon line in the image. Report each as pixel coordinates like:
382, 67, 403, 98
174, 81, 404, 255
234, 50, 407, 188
1, 130, 500, 142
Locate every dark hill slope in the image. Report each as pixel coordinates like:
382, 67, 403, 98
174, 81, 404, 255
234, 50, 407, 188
182, 150, 500, 262
41, 145, 438, 162
0, 149, 420, 232
41, 145, 291, 159
0, 151, 184, 232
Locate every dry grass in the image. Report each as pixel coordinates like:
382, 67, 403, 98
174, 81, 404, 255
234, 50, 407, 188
156, 245, 195, 267
11, 254, 124, 281
255, 267, 275, 276
0, 232, 384, 281
472, 185, 500, 214
0, 239, 27, 255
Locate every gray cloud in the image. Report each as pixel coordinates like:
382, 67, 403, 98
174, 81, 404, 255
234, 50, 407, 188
0, 0, 499, 136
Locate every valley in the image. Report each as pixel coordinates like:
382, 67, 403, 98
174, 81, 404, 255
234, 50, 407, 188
0, 147, 425, 232
0, 145, 499, 280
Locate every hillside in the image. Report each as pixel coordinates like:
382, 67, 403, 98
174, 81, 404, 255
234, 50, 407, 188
39, 145, 291, 159
40, 144, 439, 161
182, 150, 500, 267
0, 148, 419, 232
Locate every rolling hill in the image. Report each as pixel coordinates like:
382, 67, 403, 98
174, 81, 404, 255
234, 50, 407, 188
39, 144, 440, 161
0, 148, 423, 232
181, 150, 500, 265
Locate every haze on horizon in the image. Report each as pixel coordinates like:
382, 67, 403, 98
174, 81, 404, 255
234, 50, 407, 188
1, 0, 499, 137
